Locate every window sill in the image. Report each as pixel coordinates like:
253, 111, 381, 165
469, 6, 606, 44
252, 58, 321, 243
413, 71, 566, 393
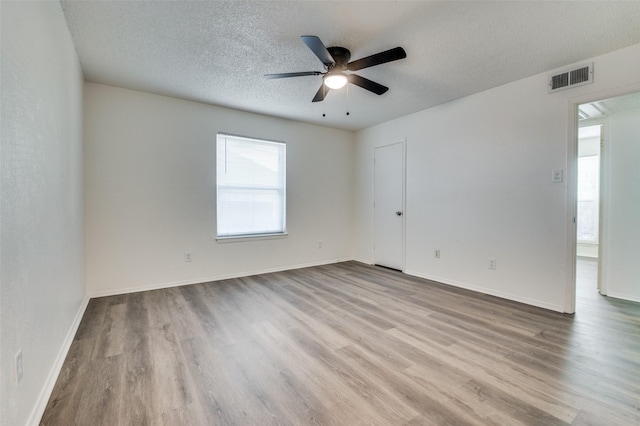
215, 233, 288, 243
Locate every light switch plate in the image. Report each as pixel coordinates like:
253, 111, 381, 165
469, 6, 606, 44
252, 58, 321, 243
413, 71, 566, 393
552, 169, 563, 183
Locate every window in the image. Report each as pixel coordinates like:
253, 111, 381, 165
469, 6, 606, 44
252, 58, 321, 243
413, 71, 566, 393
577, 155, 599, 243
216, 133, 286, 239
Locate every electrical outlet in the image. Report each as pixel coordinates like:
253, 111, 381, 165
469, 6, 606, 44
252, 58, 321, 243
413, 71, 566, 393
185, 252, 192, 262
318, 240, 322, 248
489, 258, 497, 270
15, 350, 23, 384
434, 249, 440, 258
552, 169, 563, 183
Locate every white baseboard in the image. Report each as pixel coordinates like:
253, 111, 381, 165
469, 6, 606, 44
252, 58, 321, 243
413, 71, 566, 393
606, 291, 640, 304
89, 258, 353, 298
351, 257, 373, 265
404, 270, 565, 313
27, 294, 90, 426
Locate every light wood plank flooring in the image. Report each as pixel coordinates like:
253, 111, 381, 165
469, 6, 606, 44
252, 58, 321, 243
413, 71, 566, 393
42, 261, 640, 425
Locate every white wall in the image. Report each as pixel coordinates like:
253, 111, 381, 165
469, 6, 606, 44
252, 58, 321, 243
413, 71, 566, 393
605, 106, 640, 302
84, 83, 354, 296
354, 43, 640, 312
1, 2, 86, 425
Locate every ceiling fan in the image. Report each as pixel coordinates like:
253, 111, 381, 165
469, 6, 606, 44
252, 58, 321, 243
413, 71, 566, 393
265, 35, 407, 102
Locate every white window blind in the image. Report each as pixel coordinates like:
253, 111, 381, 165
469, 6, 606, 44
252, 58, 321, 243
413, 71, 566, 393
216, 133, 286, 238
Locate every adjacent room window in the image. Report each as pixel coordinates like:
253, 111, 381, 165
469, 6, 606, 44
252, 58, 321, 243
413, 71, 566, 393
577, 155, 600, 243
216, 133, 286, 239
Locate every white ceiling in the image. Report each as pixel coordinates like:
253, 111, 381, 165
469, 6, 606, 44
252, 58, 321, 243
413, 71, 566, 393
579, 92, 640, 121
60, 1, 640, 131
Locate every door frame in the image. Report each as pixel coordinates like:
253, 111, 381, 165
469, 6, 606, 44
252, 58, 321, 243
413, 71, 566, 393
565, 83, 640, 313
372, 139, 407, 271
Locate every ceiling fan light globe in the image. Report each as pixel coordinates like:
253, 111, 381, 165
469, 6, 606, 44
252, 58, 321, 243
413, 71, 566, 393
324, 74, 348, 89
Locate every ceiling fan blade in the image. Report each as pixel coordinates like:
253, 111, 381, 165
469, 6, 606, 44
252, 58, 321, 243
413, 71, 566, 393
312, 83, 329, 102
301, 35, 335, 67
347, 74, 389, 95
264, 71, 322, 79
347, 47, 406, 71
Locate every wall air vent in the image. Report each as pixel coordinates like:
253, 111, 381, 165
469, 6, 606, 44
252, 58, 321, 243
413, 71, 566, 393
548, 63, 593, 93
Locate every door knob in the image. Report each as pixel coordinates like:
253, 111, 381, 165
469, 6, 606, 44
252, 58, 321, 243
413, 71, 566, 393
395, 211, 402, 216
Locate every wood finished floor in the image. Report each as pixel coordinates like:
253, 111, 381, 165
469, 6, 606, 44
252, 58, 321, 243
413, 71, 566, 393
42, 260, 640, 425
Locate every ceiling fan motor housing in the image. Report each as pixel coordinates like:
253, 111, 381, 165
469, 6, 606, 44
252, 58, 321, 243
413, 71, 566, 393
327, 47, 351, 70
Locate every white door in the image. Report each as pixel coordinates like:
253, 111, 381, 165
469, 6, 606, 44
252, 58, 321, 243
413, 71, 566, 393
374, 142, 404, 270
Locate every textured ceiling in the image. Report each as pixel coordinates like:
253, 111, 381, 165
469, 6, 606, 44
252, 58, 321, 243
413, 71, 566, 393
60, 1, 640, 131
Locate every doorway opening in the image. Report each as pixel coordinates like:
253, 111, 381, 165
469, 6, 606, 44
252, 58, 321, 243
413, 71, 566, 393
573, 91, 640, 311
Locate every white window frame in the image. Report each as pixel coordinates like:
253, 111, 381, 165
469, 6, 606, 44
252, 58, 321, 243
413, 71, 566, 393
216, 133, 287, 241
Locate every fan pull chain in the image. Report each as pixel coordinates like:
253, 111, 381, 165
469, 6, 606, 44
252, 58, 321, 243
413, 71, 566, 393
346, 83, 350, 116
322, 84, 327, 117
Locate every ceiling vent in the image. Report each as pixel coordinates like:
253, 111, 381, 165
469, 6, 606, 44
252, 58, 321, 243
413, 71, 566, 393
548, 63, 593, 93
